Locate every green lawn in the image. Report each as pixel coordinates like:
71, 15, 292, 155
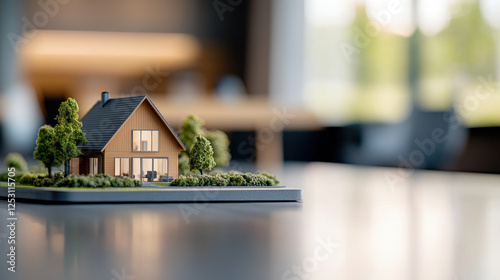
0, 183, 37, 188
151, 182, 171, 187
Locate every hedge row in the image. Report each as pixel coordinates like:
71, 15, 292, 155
54, 174, 142, 188
170, 171, 280, 187
19, 171, 64, 187
19, 172, 142, 188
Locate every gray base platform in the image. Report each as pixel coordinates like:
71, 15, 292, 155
0, 186, 302, 203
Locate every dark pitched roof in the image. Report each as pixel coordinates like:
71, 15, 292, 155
79, 95, 185, 151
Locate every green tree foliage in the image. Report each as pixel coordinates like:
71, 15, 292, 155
5, 153, 28, 173
180, 114, 204, 153
54, 98, 87, 176
33, 98, 87, 177
178, 114, 231, 174
178, 153, 190, 175
33, 125, 62, 177
205, 130, 231, 166
189, 134, 216, 175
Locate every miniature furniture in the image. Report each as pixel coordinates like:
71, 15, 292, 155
160, 175, 173, 182
145, 171, 157, 182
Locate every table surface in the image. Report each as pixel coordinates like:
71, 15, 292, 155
1, 162, 499, 280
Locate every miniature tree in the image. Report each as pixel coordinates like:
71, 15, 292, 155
178, 153, 190, 175
179, 114, 204, 175
34, 125, 62, 177
178, 114, 231, 174
54, 98, 87, 176
5, 153, 28, 173
180, 114, 204, 153
189, 134, 216, 175
33, 98, 87, 177
205, 130, 231, 166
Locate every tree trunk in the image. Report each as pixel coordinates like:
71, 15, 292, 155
200, 169, 203, 175
64, 160, 70, 177
47, 165, 52, 177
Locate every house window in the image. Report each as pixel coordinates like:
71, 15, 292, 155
133, 130, 159, 152
154, 158, 168, 181
132, 158, 141, 179
114, 158, 130, 177
132, 157, 169, 181
133, 131, 140, 151
89, 158, 98, 175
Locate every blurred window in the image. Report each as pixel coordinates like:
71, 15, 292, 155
304, 0, 499, 126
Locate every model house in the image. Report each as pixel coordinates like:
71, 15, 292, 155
70, 92, 186, 181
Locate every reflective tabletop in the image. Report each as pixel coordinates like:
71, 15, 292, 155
1, 162, 499, 280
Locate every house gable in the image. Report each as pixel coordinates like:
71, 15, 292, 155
101, 97, 185, 152
101, 100, 182, 177
103, 100, 181, 153
79, 95, 185, 152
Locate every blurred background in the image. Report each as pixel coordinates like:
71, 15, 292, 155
1, 0, 499, 173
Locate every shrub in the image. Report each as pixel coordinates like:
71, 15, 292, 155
211, 174, 229, 186
55, 175, 79, 188
5, 153, 28, 173
53, 174, 141, 188
257, 171, 280, 186
33, 178, 43, 187
134, 179, 142, 187
170, 172, 279, 187
19, 173, 38, 185
53, 170, 65, 182
242, 173, 255, 185
33, 177, 54, 187
42, 177, 54, 187
228, 174, 245, 186
95, 174, 112, 180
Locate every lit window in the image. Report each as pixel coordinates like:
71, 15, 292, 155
132, 130, 159, 152
141, 130, 151, 151
154, 158, 168, 181
133, 131, 140, 151
89, 158, 98, 175
115, 158, 130, 177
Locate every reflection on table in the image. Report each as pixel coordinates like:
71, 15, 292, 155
0, 162, 499, 280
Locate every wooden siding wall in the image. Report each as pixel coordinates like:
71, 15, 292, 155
71, 158, 80, 175
103, 100, 180, 178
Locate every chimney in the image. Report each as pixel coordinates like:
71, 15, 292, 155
101, 91, 109, 106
